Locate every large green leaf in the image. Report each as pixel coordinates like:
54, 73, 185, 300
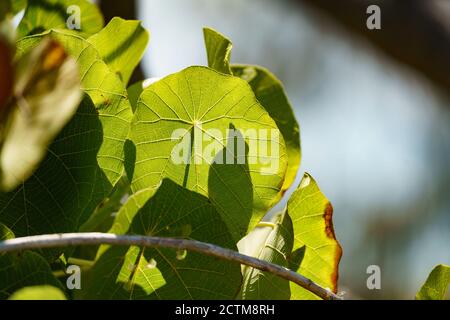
9, 285, 67, 300
88, 17, 149, 85
0, 36, 13, 110
203, 28, 300, 192
287, 173, 342, 299
17, 0, 104, 39
79, 179, 242, 299
0, 224, 63, 299
130, 66, 287, 241
0, 30, 133, 238
0, 39, 82, 191
416, 264, 450, 300
237, 210, 293, 299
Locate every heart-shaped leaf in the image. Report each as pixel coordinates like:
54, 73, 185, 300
130, 66, 287, 240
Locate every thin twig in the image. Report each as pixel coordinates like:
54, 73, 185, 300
0, 232, 342, 300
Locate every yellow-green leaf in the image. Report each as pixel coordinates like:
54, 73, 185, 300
416, 264, 450, 300
287, 173, 342, 299
9, 285, 67, 300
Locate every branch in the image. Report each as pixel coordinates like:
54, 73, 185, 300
0, 232, 342, 300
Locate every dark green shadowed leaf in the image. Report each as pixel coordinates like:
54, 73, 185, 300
129, 66, 287, 240
203, 27, 232, 75
17, 0, 103, 38
237, 210, 293, 300
203, 28, 301, 192
0, 224, 63, 299
416, 264, 450, 300
88, 17, 149, 85
79, 179, 242, 300
0, 30, 133, 239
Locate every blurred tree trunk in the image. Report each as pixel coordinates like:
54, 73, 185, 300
296, 0, 450, 98
99, 0, 146, 84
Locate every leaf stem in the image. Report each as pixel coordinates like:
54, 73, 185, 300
0, 232, 342, 300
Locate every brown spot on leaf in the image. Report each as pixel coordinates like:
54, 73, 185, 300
323, 202, 343, 293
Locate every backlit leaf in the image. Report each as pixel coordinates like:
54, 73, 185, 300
416, 264, 450, 300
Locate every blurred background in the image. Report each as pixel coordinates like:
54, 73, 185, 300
99, 0, 450, 299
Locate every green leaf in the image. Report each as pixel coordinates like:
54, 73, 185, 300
0, 30, 132, 239
9, 285, 67, 300
0, 224, 63, 299
79, 179, 242, 299
88, 17, 149, 85
203, 28, 301, 192
237, 210, 293, 299
0, 39, 82, 191
17, 0, 104, 39
416, 264, 450, 300
130, 66, 287, 241
203, 27, 232, 75
287, 173, 342, 299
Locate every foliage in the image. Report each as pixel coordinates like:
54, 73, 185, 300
0, 0, 446, 301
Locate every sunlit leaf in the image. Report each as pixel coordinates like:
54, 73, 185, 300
287, 173, 342, 299
130, 66, 287, 240
203, 27, 232, 75
416, 264, 450, 300
237, 210, 293, 299
0, 30, 132, 239
9, 285, 67, 300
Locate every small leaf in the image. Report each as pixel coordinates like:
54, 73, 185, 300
0, 39, 82, 191
80, 179, 242, 300
203, 27, 232, 75
287, 173, 342, 299
416, 264, 450, 300
9, 285, 67, 300
0, 36, 13, 110
88, 17, 149, 85
203, 28, 301, 192
17, 0, 104, 38
237, 211, 293, 300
